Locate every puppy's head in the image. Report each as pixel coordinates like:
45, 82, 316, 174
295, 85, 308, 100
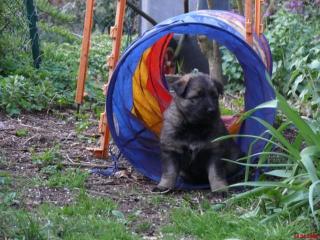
171, 72, 223, 123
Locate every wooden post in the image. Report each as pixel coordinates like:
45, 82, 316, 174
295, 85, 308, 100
245, 0, 253, 46
25, 0, 41, 68
107, 0, 127, 84
255, 0, 264, 37
75, 0, 95, 106
90, 0, 127, 159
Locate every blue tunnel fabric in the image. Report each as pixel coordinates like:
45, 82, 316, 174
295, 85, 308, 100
106, 10, 276, 189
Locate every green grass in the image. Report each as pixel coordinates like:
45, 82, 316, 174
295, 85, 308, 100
0, 192, 137, 240
135, 221, 152, 234
30, 147, 89, 189
0, 207, 45, 240
15, 128, 28, 137
162, 207, 314, 240
75, 112, 92, 134
149, 194, 172, 205
0, 168, 135, 239
31, 146, 62, 167
46, 168, 88, 189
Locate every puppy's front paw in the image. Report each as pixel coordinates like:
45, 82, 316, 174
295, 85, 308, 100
211, 190, 229, 199
152, 185, 172, 194
210, 179, 227, 192
210, 180, 228, 199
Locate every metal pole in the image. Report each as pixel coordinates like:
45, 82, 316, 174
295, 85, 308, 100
25, 0, 41, 68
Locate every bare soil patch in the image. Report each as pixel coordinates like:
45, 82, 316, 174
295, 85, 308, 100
0, 110, 222, 238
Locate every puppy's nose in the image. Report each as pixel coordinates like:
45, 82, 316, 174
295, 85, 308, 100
207, 107, 215, 113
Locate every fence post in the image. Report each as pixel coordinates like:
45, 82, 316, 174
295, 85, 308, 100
25, 0, 41, 68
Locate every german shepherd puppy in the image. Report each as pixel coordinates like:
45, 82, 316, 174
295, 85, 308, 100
155, 72, 243, 192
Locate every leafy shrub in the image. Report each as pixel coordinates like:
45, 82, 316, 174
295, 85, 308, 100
221, 3, 320, 105
265, 8, 320, 118
221, 47, 244, 92
0, 75, 55, 115
0, 33, 110, 115
0, 0, 113, 116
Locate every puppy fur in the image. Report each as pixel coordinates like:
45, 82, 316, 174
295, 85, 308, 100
156, 72, 243, 192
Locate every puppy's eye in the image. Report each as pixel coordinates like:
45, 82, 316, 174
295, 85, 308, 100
189, 95, 200, 100
188, 95, 201, 104
190, 99, 197, 104
189, 91, 204, 99
209, 91, 218, 98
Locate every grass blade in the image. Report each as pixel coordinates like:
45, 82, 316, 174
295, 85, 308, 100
264, 170, 293, 178
230, 181, 290, 188
213, 134, 290, 153
226, 186, 269, 203
251, 116, 300, 158
300, 146, 320, 183
276, 93, 320, 147
309, 180, 320, 230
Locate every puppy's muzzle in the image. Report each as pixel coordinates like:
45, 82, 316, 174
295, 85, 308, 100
207, 107, 215, 113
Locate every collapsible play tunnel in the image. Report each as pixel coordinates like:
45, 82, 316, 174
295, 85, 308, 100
107, 10, 276, 188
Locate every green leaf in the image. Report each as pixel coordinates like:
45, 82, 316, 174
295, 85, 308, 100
241, 205, 260, 218
230, 181, 290, 188
282, 190, 308, 207
264, 170, 293, 178
308, 59, 320, 70
290, 75, 304, 95
309, 180, 320, 230
0, 177, 5, 185
300, 146, 320, 183
112, 210, 126, 223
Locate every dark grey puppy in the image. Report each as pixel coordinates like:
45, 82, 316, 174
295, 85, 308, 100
155, 72, 243, 192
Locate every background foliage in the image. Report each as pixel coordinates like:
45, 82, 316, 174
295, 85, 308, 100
265, 5, 320, 119
0, 0, 320, 238
0, 0, 116, 116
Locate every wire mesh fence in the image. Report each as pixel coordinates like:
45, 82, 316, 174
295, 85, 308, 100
0, 0, 139, 115
0, 0, 139, 74
0, 0, 32, 72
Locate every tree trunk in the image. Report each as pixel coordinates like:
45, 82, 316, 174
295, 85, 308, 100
237, 0, 244, 15
196, 0, 225, 84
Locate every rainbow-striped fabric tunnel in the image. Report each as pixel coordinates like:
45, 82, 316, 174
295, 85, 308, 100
107, 10, 275, 188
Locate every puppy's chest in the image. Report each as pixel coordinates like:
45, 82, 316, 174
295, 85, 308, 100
177, 129, 222, 162
176, 125, 214, 141
179, 141, 213, 166
186, 142, 207, 155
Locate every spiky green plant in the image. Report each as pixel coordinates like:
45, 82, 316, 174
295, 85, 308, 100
216, 74, 320, 229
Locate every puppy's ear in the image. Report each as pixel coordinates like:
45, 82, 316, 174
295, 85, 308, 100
212, 78, 224, 96
171, 76, 190, 98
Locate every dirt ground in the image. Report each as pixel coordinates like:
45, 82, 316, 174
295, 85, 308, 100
0, 110, 223, 238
